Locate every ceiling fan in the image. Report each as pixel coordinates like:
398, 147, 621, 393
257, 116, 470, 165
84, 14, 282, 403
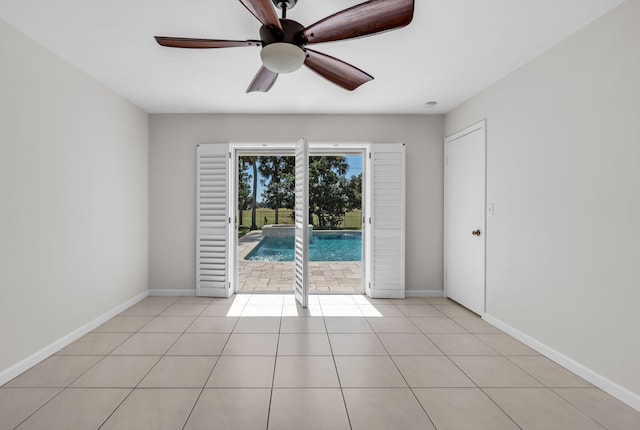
155, 0, 414, 93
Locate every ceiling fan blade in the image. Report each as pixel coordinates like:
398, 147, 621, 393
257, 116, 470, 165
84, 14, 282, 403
302, 0, 414, 44
303, 49, 373, 91
155, 37, 262, 49
239, 0, 283, 31
247, 66, 279, 92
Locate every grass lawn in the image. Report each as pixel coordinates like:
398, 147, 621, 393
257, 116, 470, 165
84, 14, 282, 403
238, 208, 362, 231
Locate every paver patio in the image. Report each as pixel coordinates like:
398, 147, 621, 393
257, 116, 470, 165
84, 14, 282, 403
237, 230, 362, 293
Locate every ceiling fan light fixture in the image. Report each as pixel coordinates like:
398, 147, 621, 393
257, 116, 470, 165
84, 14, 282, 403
260, 43, 305, 73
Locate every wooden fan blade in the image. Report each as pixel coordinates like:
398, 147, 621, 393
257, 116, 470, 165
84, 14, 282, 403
239, 0, 283, 31
303, 49, 373, 91
155, 37, 262, 49
302, 0, 414, 44
247, 66, 279, 92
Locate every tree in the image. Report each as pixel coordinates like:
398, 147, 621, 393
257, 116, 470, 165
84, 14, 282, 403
237, 158, 251, 226
259, 156, 295, 224
262, 171, 295, 223
345, 173, 362, 212
239, 156, 260, 230
308, 156, 350, 229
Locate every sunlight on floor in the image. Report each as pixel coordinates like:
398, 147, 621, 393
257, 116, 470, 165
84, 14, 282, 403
224, 294, 383, 318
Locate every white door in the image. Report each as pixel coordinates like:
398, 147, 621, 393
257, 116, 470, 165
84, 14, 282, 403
444, 121, 486, 314
294, 138, 310, 307
366, 143, 406, 299
196, 144, 231, 297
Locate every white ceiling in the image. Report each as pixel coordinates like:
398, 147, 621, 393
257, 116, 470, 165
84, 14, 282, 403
0, 0, 625, 114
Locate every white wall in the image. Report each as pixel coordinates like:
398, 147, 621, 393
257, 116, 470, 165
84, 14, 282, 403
149, 114, 444, 295
446, 0, 640, 404
0, 19, 149, 378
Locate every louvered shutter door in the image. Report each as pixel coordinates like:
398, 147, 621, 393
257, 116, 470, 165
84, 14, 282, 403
294, 138, 310, 307
370, 143, 406, 298
196, 144, 230, 297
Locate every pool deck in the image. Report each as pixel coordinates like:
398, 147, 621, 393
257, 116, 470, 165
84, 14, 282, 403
237, 230, 362, 293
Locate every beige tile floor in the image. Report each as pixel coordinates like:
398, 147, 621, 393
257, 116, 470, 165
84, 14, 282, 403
2, 295, 640, 429
237, 230, 363, 293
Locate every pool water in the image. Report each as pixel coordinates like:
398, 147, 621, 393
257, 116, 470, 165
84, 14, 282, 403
245, 232, 362, 262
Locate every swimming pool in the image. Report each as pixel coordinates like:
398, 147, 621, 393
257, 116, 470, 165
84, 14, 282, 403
245, 231, 361, 262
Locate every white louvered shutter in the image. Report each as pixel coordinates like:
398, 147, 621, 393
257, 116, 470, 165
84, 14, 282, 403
294, 138, 310, 307
196, 144, 230, 297
369, 143, 406, 298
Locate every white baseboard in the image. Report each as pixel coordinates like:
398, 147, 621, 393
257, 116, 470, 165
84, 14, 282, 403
147, 289, 445, 299
0, 290, 148, 386
146, 289, 445, 299
405, 289, 444, 298
149, 289, 196, 297
483, 313, 640, 412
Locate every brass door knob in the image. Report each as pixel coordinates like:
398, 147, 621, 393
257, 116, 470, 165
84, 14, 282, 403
472, 230, 481, 236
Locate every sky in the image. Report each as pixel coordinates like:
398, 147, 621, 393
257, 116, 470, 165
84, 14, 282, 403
345, 155, 362, 179
246, 155, 362, 203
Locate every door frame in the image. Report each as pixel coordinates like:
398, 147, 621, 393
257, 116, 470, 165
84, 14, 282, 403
443, 120, 487, 314
230, 142, 369, 297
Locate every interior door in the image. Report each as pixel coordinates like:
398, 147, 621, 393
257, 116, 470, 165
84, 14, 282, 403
294, 138, 309, 307
444, 122, 486, 314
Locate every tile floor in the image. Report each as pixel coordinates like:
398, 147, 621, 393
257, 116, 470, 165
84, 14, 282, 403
2, 295, 640, 429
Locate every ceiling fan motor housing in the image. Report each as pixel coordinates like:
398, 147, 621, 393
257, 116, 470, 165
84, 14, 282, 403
259, 19, 306, 47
